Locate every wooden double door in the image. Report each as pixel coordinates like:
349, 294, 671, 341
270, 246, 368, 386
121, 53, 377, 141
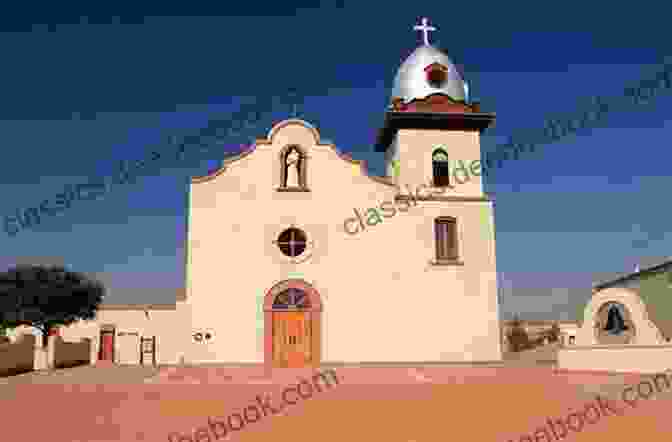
273, 311, 312, 367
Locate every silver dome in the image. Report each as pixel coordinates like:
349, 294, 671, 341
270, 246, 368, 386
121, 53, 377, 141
391, 45, 466, 104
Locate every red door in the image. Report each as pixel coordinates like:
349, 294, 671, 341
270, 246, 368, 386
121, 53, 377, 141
273, 312, 311, 367
99, 331, 114, 361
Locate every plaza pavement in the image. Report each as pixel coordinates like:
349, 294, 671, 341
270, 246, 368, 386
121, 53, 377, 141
0, 352, 670, 441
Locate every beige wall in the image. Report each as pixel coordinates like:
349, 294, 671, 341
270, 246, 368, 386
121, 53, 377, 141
6, 325, 41, 343
558, 345, 672, 373
559, 325, 579, 346
53, 336, 91, 369
61, 306, 188, 365
560, 323, 579, 334
0, 334, 37, 376
57, 118, 502, 366
186, 119, 501, 363
391, 129, 483, 197
575, 287, 665, 346
557, 287, 670, 372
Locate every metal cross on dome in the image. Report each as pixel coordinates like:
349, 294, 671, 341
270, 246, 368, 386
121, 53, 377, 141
288, 87, 300, 118
413, 17, 436, 46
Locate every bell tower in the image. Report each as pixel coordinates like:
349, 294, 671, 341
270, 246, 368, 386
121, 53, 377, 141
372, 19, 502, 362
376, 17, 494, 198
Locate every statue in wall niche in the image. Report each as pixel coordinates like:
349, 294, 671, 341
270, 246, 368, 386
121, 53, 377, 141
604, 305, 629, 335
284, 147, 302, 188
595, 302, 636, 345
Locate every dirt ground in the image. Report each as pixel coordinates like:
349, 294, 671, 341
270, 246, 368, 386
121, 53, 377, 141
0, 364, 670, 441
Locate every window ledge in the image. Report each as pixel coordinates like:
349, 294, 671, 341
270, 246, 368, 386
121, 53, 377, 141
276, 187, 311, 192
430, 258, 464, 266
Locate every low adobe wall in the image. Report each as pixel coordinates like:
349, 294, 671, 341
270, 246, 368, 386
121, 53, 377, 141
0, 334, 37, 377
558, 344, 672, 373
53, 336, 92, 369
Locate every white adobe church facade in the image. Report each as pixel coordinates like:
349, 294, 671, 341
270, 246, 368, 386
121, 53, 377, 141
58, 18, 503, 367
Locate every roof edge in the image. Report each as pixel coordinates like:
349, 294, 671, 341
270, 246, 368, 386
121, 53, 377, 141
375, 110, 495, 152
593, 259, 672, 291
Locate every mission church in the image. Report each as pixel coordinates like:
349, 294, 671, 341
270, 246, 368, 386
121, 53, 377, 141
57, 18, 503, 367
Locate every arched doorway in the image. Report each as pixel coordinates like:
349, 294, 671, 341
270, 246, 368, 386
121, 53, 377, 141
264, 279, 322, 368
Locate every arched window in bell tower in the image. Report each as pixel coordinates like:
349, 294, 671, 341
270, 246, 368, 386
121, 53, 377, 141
432, 148, 450, 187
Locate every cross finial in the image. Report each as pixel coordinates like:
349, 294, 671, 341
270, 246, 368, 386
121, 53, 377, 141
413, 17, 436, 46
288, 88, 300, 118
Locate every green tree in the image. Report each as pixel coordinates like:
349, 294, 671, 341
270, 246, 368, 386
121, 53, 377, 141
0, 265, 105, 346
0, 321, 9, 344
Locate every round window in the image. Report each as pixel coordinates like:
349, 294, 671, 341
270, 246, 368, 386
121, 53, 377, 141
277, 228, 307, 257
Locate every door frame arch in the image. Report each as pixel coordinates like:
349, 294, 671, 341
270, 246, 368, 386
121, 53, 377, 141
264, 279, 322, 367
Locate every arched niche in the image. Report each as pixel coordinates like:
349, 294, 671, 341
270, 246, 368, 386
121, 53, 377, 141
575, 287, 665, 346
593, 301, 635, 345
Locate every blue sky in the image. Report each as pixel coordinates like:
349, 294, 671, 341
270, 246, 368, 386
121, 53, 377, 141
2, 2, 671, 320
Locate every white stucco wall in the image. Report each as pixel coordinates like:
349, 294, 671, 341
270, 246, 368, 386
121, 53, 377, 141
558, 345, 672, 373
60, 304, 189, 365
186, 119, 501, 364
557, 287, 670, 373
56, 118, 502, 366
